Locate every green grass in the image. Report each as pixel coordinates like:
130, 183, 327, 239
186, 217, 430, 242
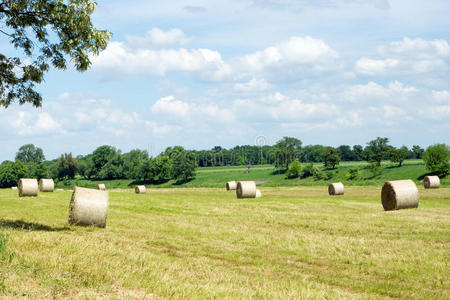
0, 186, 449, 298
57, 160, 448, 189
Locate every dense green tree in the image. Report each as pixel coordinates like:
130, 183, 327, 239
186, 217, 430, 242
389, 146, 409, 167
286, 159, 302, 179
364, 137, 390, 166
322, 147, 341, 169
149, 156, 172, 183
0, 160, 28, 187
0, 0, 110, 107
57, 153, 77, 179
122, 149, 149, 179
274, 137, 302, 169
423, 144, 450, 175
30, 162, 49, 180
337, 145, 353, 161
15, 144, 45, 163
170, 147, 197, 183
300, 145, 325, 163
352, 145, 364, 161
411, 145, 425, 159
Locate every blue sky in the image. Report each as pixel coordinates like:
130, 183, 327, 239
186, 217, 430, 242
1, 0, 449, 161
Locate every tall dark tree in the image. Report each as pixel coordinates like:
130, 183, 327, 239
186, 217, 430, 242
57, 153, 77, 180
337, 145, 353, 161
274, 137, 302, 169
170, 147, 197, 183
322, 147, 341, 169
0, 0, 110, 107
411, 145, 425, 159
352, 145, 364, 161
389, 146, 409, 167
15, 144, 45, 164
364, 137, 390, 166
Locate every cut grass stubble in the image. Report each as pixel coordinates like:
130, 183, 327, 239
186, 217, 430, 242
0, 186, 448, 298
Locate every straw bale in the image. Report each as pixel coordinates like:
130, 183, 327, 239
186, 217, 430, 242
424, 176, 440, 189
18, 178, 38, 197
68, 186, 108, 228
97, 184, 106, 191
381, 180, 419, 211
135, 185, 146, 194
328, 182, 344, 195
39, 178, 54, 192
226, 181, 237, 191
236, 181, 257, 198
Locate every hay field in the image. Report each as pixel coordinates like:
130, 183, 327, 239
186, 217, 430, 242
0, 187, 449, 298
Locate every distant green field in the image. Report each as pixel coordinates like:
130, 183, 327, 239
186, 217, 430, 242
0, 186, 448, 298
57, 159, 449, 189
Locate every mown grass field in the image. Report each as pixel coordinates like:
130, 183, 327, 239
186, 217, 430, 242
58, 159, 450, 189
0, 186, 449, 298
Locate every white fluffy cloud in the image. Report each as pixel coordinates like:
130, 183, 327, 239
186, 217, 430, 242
342, 81, 419, 103
125, 27, 192, 48
355, 37, 450, 76
91, 41, 231, 80
237, 36, 339, 74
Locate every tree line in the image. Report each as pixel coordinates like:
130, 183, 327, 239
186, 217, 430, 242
0, 137, 448, 188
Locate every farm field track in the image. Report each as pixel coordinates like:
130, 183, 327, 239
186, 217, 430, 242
0, 187, 449, 299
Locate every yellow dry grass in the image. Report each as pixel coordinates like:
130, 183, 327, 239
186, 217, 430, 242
0, 186, 449, 299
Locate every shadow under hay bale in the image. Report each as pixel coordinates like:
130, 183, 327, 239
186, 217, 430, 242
135, 185, 146, 194
18, 178, 38, 197
328, 182, 344, 196
381, 179, 419, 211
68, 186, 109, 228
424, 176, 440, 189
226, 181, 237, 191
97, 183, 106, 191
39, 178, 54, 192
236, 181, 257, 198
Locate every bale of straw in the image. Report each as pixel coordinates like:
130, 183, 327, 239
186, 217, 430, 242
255, 189, 261, 198
381, 180, 419, 211
39, 178, 54, 192
11, 186, 17, 190
236, 181, 257, 198
68, 186, 108, 228
328, 182, 344, 196
135, 185, 146, 194
18, 178, 38, 197
424, 176, 440, 189
226, 181, 237, 191
56, 188, 64, 191
97, 184, 106, 191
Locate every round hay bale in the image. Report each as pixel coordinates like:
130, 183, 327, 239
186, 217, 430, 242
424, 176, 440, 189
97, 184, 106, 191
135, 185, 146, 194
68, 186, 109, 228
226, 181, 237, 191
236, 181, 257, 198
381, 180, 419, 211
255, 189, 261, 198
56, 188, 64, 191
11, 186, 17, 190
328, 182, 344, 196
39, 178, 54, 192
18, 178, 38, 197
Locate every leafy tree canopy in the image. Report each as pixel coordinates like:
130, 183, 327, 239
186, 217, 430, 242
0, 0, 111, 107
423, 144, 450, 175
15, 143, 45, 163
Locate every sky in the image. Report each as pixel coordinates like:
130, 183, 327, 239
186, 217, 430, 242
1, 0, 449, 161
